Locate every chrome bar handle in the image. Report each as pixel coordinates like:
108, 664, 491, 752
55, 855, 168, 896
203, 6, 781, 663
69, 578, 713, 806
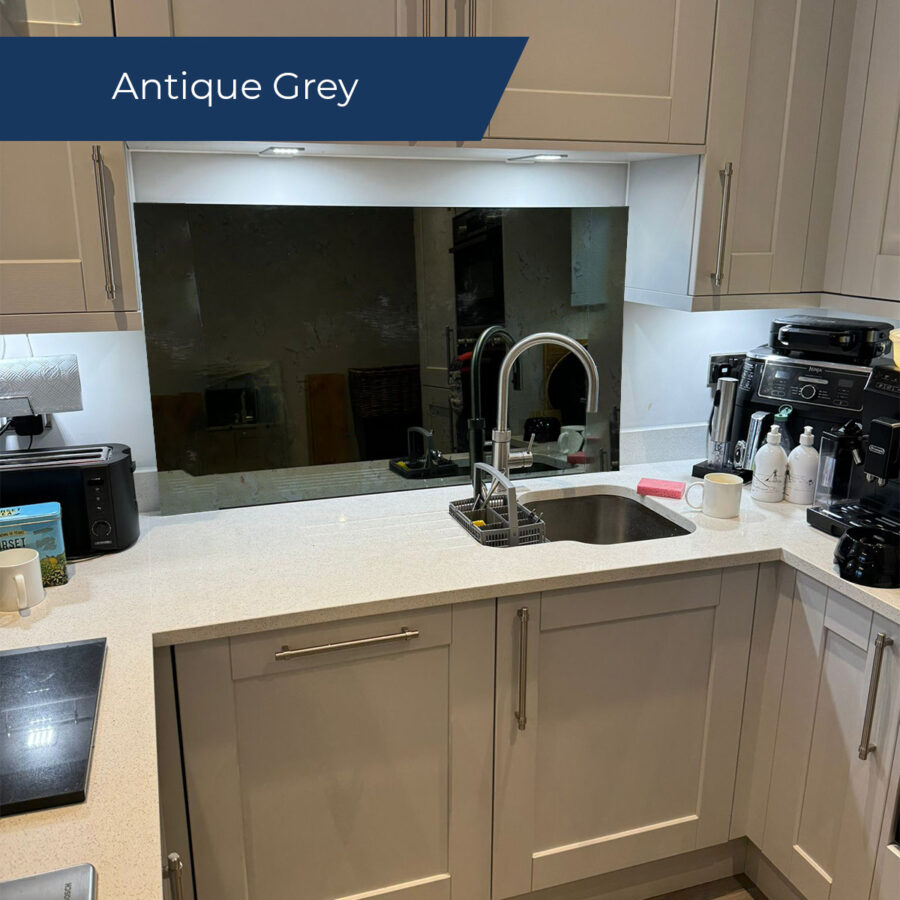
275, 627, 419, 661
422, 0, 430, 35
165, 852, 185, 900
859, 632, 893, 760
515, 607, 529, 730
710, 161, 733, 287
91, 145, 116, 300
468, 0, 477, 36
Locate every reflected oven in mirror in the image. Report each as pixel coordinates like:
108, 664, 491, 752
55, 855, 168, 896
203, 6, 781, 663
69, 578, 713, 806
134, 205, 627, 514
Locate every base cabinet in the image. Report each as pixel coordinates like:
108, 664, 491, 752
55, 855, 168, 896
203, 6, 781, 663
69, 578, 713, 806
491, 567, 757, 899
175, 601, 495, 900
871, 718, 900, 900
762, 573, 900, 900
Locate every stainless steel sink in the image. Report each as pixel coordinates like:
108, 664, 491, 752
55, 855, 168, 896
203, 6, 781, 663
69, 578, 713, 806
524, 493, 690, 545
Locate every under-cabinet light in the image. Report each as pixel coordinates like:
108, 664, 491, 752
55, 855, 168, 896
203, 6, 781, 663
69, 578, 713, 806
258, 147, 306, 158
506, 153, 569, 163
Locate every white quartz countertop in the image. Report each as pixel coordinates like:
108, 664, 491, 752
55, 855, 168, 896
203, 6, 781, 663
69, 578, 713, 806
1, 460, 897, 896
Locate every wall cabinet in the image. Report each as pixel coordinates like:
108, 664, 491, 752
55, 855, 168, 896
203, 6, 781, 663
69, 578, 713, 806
115, 0, 441, 36
491, 567, 757, 898
175, 601, 495, 900
0, 0, 113, 35
0, 141, 140, 329
762, 573, 900, 900
449, 0, 715, 145
826, 0, 900, 304
625, 0, 855, 310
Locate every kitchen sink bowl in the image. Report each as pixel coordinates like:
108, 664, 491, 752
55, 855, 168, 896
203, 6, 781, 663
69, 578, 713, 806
524, 492, 691, 545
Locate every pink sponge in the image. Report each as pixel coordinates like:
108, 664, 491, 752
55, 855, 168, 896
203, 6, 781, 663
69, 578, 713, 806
637, 477, 686, 499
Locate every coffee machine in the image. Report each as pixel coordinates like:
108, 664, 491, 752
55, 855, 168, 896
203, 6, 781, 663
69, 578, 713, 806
725, 316, 899, 535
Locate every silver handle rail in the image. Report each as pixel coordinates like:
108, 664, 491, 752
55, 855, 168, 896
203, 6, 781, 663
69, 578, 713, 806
423, 0, 431, 35
275, 627, 420, 661
858, 632, 894, 760
91, 145, 117, 300
515, 607, 529, 730
468, 0, 477, 36
165, 852, 185, 900
710, 161, 733, 287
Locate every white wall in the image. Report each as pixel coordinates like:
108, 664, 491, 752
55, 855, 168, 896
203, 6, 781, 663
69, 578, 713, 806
6, 304, 896, 474
621, 303, 900, 430
1, 331, 156, 470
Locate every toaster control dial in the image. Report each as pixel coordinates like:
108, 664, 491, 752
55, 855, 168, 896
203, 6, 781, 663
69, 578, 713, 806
91, 520, 112, 539
800, 383, 817, 400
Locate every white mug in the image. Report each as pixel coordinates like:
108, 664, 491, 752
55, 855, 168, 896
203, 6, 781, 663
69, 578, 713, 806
686, 473, 743, 519
0, 548, 46, 617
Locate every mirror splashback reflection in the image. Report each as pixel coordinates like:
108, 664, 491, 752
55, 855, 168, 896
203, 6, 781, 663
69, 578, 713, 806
134, 204, 626, 514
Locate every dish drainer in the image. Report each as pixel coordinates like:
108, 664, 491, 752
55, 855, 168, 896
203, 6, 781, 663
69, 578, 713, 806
449, 463, 545, 547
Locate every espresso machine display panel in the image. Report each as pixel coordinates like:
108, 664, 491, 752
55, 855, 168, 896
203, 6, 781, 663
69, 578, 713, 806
757, 360, 868, 411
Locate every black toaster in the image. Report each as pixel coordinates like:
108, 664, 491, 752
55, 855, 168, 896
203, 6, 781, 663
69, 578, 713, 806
0, 444, 140, 557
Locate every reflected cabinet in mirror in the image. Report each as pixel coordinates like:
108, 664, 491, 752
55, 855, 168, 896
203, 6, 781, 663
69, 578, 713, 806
134, 204, 626, 513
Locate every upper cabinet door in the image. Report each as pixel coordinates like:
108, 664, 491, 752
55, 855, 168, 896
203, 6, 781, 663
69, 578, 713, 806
168, 0, 437, 36
492, 567, 756, 899
719, 0, 846, 296
827, 0, 900, 302
461, 0, 716, 144
0, 142, 138, 316
1, 0, 112, 35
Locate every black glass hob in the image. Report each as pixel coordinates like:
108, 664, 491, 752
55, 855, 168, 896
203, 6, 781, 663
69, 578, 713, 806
0, 639, 106, 817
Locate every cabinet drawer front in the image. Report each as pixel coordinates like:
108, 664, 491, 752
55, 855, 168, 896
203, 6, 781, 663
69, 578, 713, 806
230, 605, 452, 680
541, 569, 722, 631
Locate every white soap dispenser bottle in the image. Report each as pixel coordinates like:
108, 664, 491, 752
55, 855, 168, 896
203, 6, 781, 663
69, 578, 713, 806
785, 425, 819, 505
751, 424, 788, 502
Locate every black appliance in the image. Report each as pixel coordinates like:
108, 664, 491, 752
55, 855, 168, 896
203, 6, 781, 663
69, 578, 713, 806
769, 315, 892, 364
834, 526, 900, 589
729, 349, 874, 473
451, 209, 505, 339
0, 639, 106, 817
806, 361, 900, 538
0, 444, 140, 557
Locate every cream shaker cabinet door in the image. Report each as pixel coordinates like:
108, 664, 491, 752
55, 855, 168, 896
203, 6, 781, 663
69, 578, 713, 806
828, 0, 900, 302
870, 720, 900, 900
168, 0, 438, 36
457, 0, 715, 144
714, 0, 846, 296
1, 0, 113, 35
0, 141, 138, 316
175, 602, 494, 900
491, 567, 757, 899
763, 575, 900, 900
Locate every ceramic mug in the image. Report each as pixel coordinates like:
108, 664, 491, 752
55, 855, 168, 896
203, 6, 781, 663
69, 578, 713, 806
0, 548, 46, 617
686, 473, 743, 519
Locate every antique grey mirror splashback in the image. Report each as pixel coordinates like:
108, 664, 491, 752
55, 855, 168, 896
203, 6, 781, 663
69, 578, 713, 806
135, 204, 626, 514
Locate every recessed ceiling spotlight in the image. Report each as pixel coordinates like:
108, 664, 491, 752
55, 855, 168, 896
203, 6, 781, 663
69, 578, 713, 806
258, 146, 305, 158
506, 153, 569, 164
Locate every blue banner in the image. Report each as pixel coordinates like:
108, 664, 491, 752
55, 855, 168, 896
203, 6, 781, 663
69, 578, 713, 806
0, 37, 526, 140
